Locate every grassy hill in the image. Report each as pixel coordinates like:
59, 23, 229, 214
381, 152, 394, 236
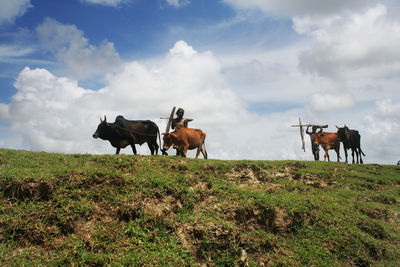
0, 149, 399, 266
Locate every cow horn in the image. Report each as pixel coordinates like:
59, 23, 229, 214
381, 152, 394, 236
336, 125, 339, 129
104, 115, 107, 122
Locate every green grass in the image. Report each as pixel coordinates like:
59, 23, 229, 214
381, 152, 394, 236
1, 148, 399, 266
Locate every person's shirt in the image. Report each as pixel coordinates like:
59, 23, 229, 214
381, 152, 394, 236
172, 118, 193, 129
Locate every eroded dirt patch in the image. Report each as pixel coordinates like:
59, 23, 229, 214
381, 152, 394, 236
3, 179, 54, 201
357, 220, 389, 239
358, 206, 389, 220
231, 205, 293, 233
175, 220, 240, 262
225, 165, 269, 186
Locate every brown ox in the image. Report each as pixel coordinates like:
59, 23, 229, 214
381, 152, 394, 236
313, 132, 341, 162
162, 126, 207, 159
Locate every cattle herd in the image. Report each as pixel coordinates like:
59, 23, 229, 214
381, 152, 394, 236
92, 115, 207, 159
313, 125, 365, 164
92, 115, 365, 164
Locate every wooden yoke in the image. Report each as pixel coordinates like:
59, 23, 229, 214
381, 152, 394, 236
291, 117, 328, 152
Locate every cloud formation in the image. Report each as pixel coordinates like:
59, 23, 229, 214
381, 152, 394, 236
0, 45, 34, 63
0, 41, 251, 157
165, 0, 190, 8
79, 0, 129, 7
224, 0, 382, 16
36, 18, 121, 80
296, 5, 400, 81
0, 0, 32, 25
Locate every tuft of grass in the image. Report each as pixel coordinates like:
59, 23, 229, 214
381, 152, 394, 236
1, 149, 399, 266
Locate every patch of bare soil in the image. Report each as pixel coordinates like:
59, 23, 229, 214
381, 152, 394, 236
169, 164, 188, 171
357, 220, 389, 240
291, 172, 337, 190
74, 219, 95, 248
230, 204, 293, 233
225, 166, 279, 190
358, 206, 389, 220
117, 194, 182, 223
143, 195, 183, 217
175, 219, 240, 262
175, 200, 296, 264
285, 161, 307, 169
358, 195, 398, 205
2, 179, 54, 201
63, 205, 121, 250
226, 166, 259, 185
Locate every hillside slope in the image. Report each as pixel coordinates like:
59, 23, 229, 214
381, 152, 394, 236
1, 149, 399, 266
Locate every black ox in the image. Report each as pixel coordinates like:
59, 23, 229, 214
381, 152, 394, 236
93, 115, 161, 155
336, 125, 365, 164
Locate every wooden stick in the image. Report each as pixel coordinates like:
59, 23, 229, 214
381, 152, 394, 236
291, 124, 328, 128
299, 118, 305, 151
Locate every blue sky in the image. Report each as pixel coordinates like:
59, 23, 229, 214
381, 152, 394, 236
0, 0, 399, 164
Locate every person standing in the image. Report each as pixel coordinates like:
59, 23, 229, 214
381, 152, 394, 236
306, 125, 320, 161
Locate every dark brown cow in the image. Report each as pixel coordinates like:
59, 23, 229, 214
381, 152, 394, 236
162, 126, 207, 159
93, 115, 160, 155
313, 132, 341, 162
336, 125, 365, 164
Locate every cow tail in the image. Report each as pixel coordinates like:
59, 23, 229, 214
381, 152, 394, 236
359, 147, 366, 156
157, 127, 161, 154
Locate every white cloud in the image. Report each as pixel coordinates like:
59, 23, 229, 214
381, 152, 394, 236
166, 0, 190, 8
296, 4, 400, 82
80, 0, 129, 7
361, 99, 400, 163
0, 45, 34, 62
224, 0, 382, 16
0, 0, 32, 25
36, 18, 121, 80
307, 93, 355, 113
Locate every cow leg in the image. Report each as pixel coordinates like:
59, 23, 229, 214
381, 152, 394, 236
147, 142, 155, 155
116, 147, 121, 154
353, 149, 357, 164
149, 138, 159, 155
312, 148, 317, 161
359, 148, 364, 164
130, 144, 137, 155
153, 141, 159, 155
313, 146, 319, 161
336, 148, 340, 162
351, 149, 355, 164
182, 147, 188, 157
344, 149, 348, 163
195, 146, 201, 158
355, 149, 360, 164
201, 145, 208, 159
325, 149, 330, 162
